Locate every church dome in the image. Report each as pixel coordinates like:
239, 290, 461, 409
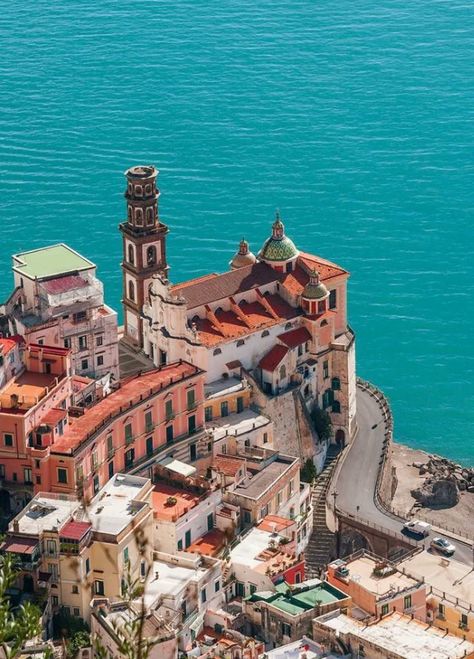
230, 238, 257, 270
302, 269, 329, 300
259, 212, 299, 263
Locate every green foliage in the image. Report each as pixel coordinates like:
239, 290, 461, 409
300, 458, 317, 483
53, 606, 89, 640
66, 630, 91, 658
0, 553, 47, 659
311, 407, 332, 442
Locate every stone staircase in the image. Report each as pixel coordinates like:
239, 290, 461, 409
305, 446, 340, 578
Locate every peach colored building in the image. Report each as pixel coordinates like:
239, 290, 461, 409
37, 360, 206, 500
327, 551, 426, 622
0, 343, 72, 516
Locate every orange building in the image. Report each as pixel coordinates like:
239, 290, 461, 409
37, 360, 206, 500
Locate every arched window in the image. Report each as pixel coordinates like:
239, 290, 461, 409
135, 208, 143, 224
135, 185, 143, 197
191, 315, 200, 324
285, 322, 292, 330
145, 184, 152, 195
128, 183, 133, 195
331, 377, 341, 391
261, 330, 270, 338
127, 206, 132, 222
147, 245, 157, 266
318, 300, 326, 314
128, 245, 134, 265
322, 388, 334, 409
332, 400, 341, 413
320, 319, 328, 327
128, 280, 135, 301
146, 207, 154, 225
279, 364, 286, 380
236, 339, 245, 347
213, 348, 222, 355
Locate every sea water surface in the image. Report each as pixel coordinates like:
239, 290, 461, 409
0, 1, 473, 463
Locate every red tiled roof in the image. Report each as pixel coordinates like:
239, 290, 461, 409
258, 515, 295, 533
277, 326, 311, 348
59, 520, 91, 541
212, 455, 245, 476
41, 275, 89, 295
281, 252, 347, 297
51, 361, 201, 454
0, 338, 18, 355
1, 537, 38, 554
171, 263, 281, 309
152, 482, 202, 520
259, 345, 288, 372
185, 529, 226, 557
43, 408, 67, 426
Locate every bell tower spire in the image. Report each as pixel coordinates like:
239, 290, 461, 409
119, 165, 169, 347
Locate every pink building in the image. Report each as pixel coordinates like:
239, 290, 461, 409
6, 243, 119, 381
0, 343, 72, 516
38, 360, 206, 500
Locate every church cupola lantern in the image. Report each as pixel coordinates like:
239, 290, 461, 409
301, 269, 329, 315
258, 210, 299, 272
230, 237, 257, 270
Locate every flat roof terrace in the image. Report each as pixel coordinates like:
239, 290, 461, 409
13, 244, 95, 280
333, 554, 419, 596
210, 409, 271, 441
0, 371, 62, 413
9, 493, 79, 536
232, 455, 297, 500
152, 482, 205, 521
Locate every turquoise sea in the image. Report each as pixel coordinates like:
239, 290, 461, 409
1, 1, 473, 463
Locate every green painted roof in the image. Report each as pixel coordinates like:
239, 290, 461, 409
13, 244, 94, 280
270, 596, 307, 616
292, 584, 341, 607
259, 236, 298, 262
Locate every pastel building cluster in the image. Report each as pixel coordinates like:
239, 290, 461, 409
0, 165, 471, 659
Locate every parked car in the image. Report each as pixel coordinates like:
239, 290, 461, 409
430, 537, 456, 556
402, 520, 431, 538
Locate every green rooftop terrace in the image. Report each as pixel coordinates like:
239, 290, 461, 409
248, 580, 349, 617
13, 244, 95, 280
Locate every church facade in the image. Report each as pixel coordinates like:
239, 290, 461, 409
120, 166, 357, 450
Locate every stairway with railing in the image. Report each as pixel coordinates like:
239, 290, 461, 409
304, 445, 341, 578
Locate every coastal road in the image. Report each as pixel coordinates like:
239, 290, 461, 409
334, 386, 473, 566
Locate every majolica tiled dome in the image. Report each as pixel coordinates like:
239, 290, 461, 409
302, 269, 329, 300
259, 213, 298, 263
230, 238, 257, 270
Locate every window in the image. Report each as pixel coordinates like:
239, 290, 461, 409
332, 400, 341, 413
215, 580, 221, 592
52, 595, 59, 607
135, 208, 143, 224
166, 425, 174, 443
57, 468, 68, 484
331, 377, 341, 390
438, 603, 445, 617
236, 339, 245, 347
243, 510, 251, 525
297, 345, 303, 357
207, 513, 214, 531
140, 560, 146, 578
74, 311, 87, 323
285, 322, 292, 330
289, 479, 294, 495
260, 505, 268, 519
318, 300, 326, 314
128, 280, 135, 301
85, 558, 90, 574
249, 584, 257, 595
93, 474, 99, 494
96, 335, 103, 347
189, 443, 197, 462
124, 423, 133, 445
0, 465, 4, 478
213, 348, 222, 355
107, 435, 114, 457
187, 389, 196, 410
165, 399, 173, 420
145, 410, 153, 431
146, 245, 156, 265
403, 595, 412, 610
72, 585, 79, 594
188, 415, 196, 434
263, 432, 268, 444
128, 244, 134, 264
261, 330, 270, 337
94, 580, 105, 596
73, 608, 80, 617
24, 468, 32, 484
125, 448, 134, 468
329, 289, 337, 309
123, 547, 129, 564
201, 588, 207, 604
146, 208, 155, 225
460, 613, 469, 628
279, 364, 286, 380
108, 460, 114, 479
177, 539, 183, 551
91, 451, 98, 470
281, 622, 291, 637
220, 401, 229, 417
381, 603, 389, 616
97, 355, 104, 366
64, 338, 71, 349
135, 185, 143, 197
205, 406, 213, 422
4, 434, 13, 447
322, 389, 334, 409
237, 396, 244, 413
78, 335, 87, 350
81, 359, 88, 371
277, 490, 282, 506
323, 360, 329, 379
47, 540, 56, 556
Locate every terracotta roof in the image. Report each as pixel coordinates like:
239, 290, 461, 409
171, 263, 281, 309
212, 455, 246, 477
0, 338, 18, 355
151, 482, 203, 521
51, 361, 201, 454
59, 520, 91, 540
185, 529, 226, 557
259, 345, 288, 372
1, 536, 38, 554
42, 408, 68, 426
281, 252, 347, 297
258, 515, 295, 533
41, 275, 89, 295
277, 326, 311, 348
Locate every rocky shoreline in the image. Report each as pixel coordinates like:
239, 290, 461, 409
411, 453, 474, 508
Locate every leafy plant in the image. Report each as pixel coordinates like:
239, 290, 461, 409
300, 458, 317, 483
310, 407, 332, 442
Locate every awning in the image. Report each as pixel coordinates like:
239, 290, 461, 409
1, 536, 38, 555
159, 456, 196, 477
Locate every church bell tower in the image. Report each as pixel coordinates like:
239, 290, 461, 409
119, 165, 169, 347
